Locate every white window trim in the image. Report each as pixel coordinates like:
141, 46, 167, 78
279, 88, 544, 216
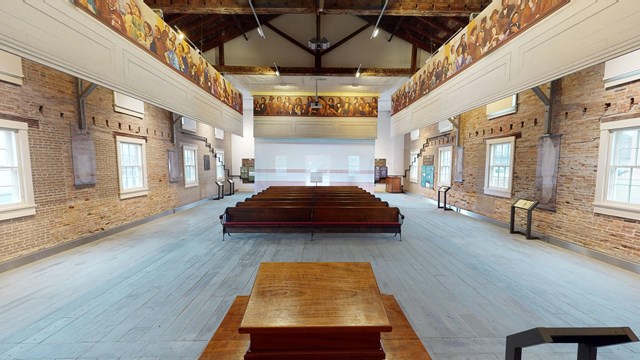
484, 136, 516, 198
215, 148, 225, 181
183, 144, 199, 188
594, 117, 640, 220
438, 145, 453, 187
115, 136, 148, 200
0, 119, 35, 221
409, 149, 419, 183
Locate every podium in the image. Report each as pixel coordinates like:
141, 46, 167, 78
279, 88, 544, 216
199, 262, 433, 360
385, 176, 402, 193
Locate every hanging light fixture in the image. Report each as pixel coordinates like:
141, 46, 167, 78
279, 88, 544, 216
355, 64, 362, 78
371, 0, 388, 39
248, 0, 265, 39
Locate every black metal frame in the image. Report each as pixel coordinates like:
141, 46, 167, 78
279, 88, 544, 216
437, 186, 453, 211
213, 181, 225, 200
509, 199, 539, 240
226, 178, 235, 196
505, 327, 638, 360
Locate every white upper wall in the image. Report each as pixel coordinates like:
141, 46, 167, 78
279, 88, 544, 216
214, 14, 429, 70
391, 0, 640, 135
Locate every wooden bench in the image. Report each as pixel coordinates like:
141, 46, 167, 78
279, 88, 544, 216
198, 295, 431, 359
219, 207, 404, 240
236, 201, 390, 208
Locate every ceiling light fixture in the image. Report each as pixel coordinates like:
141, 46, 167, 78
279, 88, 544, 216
355, 64, 362, 78
248, 0, 265, 39
371, 0, 388, 39
308, 37, 330, 50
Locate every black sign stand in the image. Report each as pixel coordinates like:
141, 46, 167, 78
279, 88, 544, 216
213, 181, 225, 200
437, 186, 453, 211
510, 199, 539, 239
226, 179, 234, 196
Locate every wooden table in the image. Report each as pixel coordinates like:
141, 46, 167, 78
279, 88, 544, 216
239, 262, 391, 359
199, 262, 432, 360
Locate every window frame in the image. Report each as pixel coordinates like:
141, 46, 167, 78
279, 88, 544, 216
183, 144, 199, 188
594, 117, 640, 220
0, 119, 35, 221
409, 149, 419, 183
115, 135, 148, 200
484, 136, 516, 198
438, 145, 453, 187
215, 149, 225, 181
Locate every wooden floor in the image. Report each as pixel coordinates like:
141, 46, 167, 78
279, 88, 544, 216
1, 192, 639, 359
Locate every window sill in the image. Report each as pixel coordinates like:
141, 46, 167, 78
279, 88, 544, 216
120, 189, 149, 200
484, 187, 511, 198
0, 203, 36, 221
185, 183, 199, 188
593, 201, 640, 221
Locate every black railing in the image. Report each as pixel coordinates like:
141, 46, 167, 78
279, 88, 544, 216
505, 327, 638, 360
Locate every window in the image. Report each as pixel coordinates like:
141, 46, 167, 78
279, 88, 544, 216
484, 136, 515, 198
409, 149, 419, 183
0, 119, 35, 220
594, 118, 640, 220
183, 144, 198, 187
438, 146, 453, 187
116, 136, 148, 199
410, 129, 420, 141
215, 149, 225, 181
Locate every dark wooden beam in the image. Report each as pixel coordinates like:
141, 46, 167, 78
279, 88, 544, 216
408, 19, 446, 45
411, 44, 417, 73
416, 17, 453, 37
387, 16, 405, 42
214, 65, 413, 77
314, 13, 321, 70
263, 23, 316, 56
231, 15, 249, 41
320, 24, 370, 56
144, 0, 484, 16
218, 43, 225, 66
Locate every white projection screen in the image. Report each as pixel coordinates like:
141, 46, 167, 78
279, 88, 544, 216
254, 139, 375, 192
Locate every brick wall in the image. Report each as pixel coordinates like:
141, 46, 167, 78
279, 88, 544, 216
404, 63, 640, 264
0, 59, 229, 264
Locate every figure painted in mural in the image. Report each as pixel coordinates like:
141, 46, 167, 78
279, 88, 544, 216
164, 38, 180, 71
143, 21, 154, 50
105, 0, 124, 33
521, 0, 542, 27
498, 0, 516, 34
130, 2, 146, 46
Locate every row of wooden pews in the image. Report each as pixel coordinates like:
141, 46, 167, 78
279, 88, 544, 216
218, 186, 404, 240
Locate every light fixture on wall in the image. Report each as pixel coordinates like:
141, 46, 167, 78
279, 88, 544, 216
173, 26, 202, 54
355, 64, 362, 78
370, 0, 388, 39
308, 37, 330, 50
248, 0, 265, 39
273, 62, 280, 77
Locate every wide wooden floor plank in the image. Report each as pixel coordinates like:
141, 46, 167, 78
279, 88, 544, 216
0, 192, 639, 359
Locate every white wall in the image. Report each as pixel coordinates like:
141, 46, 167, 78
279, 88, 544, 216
254, 138, 375, 192
232, 98, 256, 191
375, 110, 404, 177
218, 14, 417, 69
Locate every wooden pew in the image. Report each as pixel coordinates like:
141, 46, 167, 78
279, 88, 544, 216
219, 207, 404, 240
198, 295, 431, 360
236, 201, 390, 208
312, 207, 404, 239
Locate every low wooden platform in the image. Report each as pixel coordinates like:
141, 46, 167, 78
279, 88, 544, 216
199, 294, 432, 359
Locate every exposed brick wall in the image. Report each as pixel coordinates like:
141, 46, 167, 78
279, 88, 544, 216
0, 59, 229, 264
405, 63, 640, 264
